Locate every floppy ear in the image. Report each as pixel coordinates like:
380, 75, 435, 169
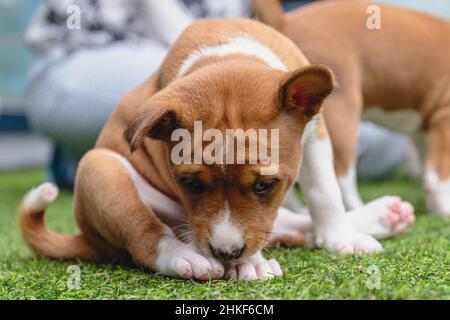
280, 65, 335, 118
124, 105, 179, 152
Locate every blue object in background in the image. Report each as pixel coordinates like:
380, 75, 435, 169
0, 0, 40, 114
0, 0, 41, 132
282, 0, 313, 12
283, 0, 450, 18
376, 0, 450, 20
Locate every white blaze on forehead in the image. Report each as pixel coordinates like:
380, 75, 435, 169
177, 36, 288, 78
210, 202, 244, 249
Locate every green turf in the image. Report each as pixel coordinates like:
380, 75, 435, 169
0, 169, 448, 300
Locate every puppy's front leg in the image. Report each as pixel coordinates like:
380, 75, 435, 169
298, 117, 383, 255
425, 120, 450, 216
77, 149, 224, 280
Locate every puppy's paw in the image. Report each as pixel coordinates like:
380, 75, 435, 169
155, 237, 224, 281
226, 252, 282, 281
315, 222, 384, 255
347, 196, 415, 239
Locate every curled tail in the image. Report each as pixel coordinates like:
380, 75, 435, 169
19, 183, 98, 261
251, 0, 285, 30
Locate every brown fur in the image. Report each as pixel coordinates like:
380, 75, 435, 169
253, 0, 450, 181
267, 233, 306, 248
19, 19, 335, 272
18, 206, 98, 261
252, 0, 286, 31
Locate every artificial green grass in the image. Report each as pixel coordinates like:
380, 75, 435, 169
0, 169, 448, 300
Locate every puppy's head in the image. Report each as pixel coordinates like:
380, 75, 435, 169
125, 63, 334, 261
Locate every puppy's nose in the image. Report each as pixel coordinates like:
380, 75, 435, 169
209, 243, 244, 260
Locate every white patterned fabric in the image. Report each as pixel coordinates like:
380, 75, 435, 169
26, 0, 250, 54
26, 40, 167, 152
25, 0, 251, 153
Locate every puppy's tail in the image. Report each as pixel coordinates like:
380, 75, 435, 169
251, 0, 286, 30
19, 183, 98, 261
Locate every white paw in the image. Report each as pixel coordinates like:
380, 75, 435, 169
315, 222, 384, 255
347, 196, 415, 239
155, 237, 224, 281
226, 252, 282, 281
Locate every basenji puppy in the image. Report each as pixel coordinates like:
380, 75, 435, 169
19, 18, 414, 281
253, 0, 450, 217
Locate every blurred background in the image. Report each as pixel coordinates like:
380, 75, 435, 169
1, 0, 450, 190
0, 0, 47, 170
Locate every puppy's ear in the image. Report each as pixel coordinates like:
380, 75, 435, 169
280, 65, 335, 118
124, 105, 179, 152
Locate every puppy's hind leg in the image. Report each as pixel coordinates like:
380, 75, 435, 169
267, 207, 315, 248
346, 196, 415, 239
76, 149, 224, 280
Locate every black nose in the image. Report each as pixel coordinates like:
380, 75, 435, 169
209, 244, 244, 260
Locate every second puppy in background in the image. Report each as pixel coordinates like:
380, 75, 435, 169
253, 0, 450, 216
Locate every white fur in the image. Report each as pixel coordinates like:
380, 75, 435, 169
23, 182, 59, 213
226, 251, 282, 280
346, 196, 415, 239
271, 207, 315, 248
276, 197, 415, 243
299, 120, 346, 223
278, 119, 317, 214
338, 166, 365, 210
298, 118, 383, 254
425, 165, 450, 216
106, 151, 187, 221
155, 235, 224, 279
301, 117, 318, 148
106, 149, 224, 279
209, 202, 244, 251
177, 36, 288, 78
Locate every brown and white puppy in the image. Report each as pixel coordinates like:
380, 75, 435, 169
253, 0, 450, 217
19, 18, 411, 281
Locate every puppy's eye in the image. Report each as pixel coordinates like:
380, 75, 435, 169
252, 179, 278, 196
179, 177, 205, 194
